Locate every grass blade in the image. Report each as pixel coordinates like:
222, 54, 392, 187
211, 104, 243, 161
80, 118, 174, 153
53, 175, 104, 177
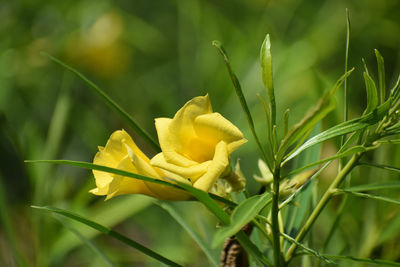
42, 52, 160, 152
322, 254, 400, 266
213, 192, 272, 247
343, 9, 350, 122
53, 216, 115, 267
32, 206, 182, 267
280, 233, 335, 264
335, 190, 400, 205
158, 202, 219, 267
286, 145, 367, 177
25, 159, 235, 206
212, 40, 268, 163
51, 195, 154, 261
359, 162, 400, 173
342, 181, 400, 192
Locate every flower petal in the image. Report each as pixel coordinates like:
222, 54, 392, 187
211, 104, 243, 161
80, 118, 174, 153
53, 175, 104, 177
193, 141, 230, 191
151, 153, 211, 183
193, 112, 247, 153
156, 95, 213, 164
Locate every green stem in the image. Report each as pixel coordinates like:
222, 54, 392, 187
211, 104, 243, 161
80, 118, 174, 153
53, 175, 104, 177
271, 166, 283, 266
285, 153, 362, 262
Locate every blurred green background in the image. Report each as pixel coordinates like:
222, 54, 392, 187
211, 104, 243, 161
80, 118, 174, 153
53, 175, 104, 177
0, 0, 399, 266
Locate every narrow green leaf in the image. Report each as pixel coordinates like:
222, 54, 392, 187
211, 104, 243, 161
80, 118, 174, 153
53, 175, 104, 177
42, 52, 161, 152
284, 109, 290, 137
32, 206, 182, 267
342, 181, 400, 192
375, 49, 386, 104
359, 162, 400, 173
335, 190, 400, 205
283, 99, 392, 163
260, 34, 276, 125
212, 193, 272, 247
212, 41, 268, 163
174, 182, 272, 266
158, 203, 218, 267
377, 139, 400, 145
286, 146, 367, 177
25, 159, 236, 207
343, 8, 351, 122
363, 72, 379, 114
53, 216, 115, 267
280, 233, 335, 264
51, 195, 154, 261
277, 69, 354, 162
322, 254, 400, 266
277, 91, 335, 162
257, 95, 274, 168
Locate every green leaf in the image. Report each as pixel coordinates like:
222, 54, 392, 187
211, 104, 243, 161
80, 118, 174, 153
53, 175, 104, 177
158, 202, 219, 267
174, 182, 272, 267
335, 190, 400, 205
363, 72, 379, 114
342, 181, 400, 192
286, 146, 367, 177
212, 41, 268, 164
377, 139, 400, 145
277, 69, 354, 162
53, 216, 115, 267
260, 34, 276, 125
359, 162, 400, 173
283, 99, 392, 163
375, 49, 386, 104
32, 206, 182, 267
212, 192, 272, 247
322, 254, 400, 266
280, 233, 335, 264
51, 195, 154, 261
42, 53, 161, 152
25, 160, 236, 207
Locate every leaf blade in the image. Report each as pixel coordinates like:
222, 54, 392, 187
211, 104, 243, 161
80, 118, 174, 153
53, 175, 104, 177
213, 193, 272, 247
42, 53, 161, 152
32, 206, 182, 267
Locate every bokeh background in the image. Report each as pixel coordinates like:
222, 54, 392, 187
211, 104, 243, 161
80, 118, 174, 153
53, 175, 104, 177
0, 0, 399, 266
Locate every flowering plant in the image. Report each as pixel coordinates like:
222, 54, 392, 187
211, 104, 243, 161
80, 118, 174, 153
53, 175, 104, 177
29, 18, 400, 267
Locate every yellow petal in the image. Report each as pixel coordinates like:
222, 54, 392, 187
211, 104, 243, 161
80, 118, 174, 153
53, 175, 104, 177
151, 153, 210, 183
156, 95, 213, 163
193, 112, 247, 154
105, 154, 156, 199
193, 141, 230, 191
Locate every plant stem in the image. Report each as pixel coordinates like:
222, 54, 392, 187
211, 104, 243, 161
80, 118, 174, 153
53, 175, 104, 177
271, 166, 283, 266
285, 153, 362, 262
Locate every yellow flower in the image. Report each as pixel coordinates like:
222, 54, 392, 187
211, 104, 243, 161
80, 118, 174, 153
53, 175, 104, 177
151, 95, 247, 192
90, 130, 190, 200
91, 95, 247, 200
